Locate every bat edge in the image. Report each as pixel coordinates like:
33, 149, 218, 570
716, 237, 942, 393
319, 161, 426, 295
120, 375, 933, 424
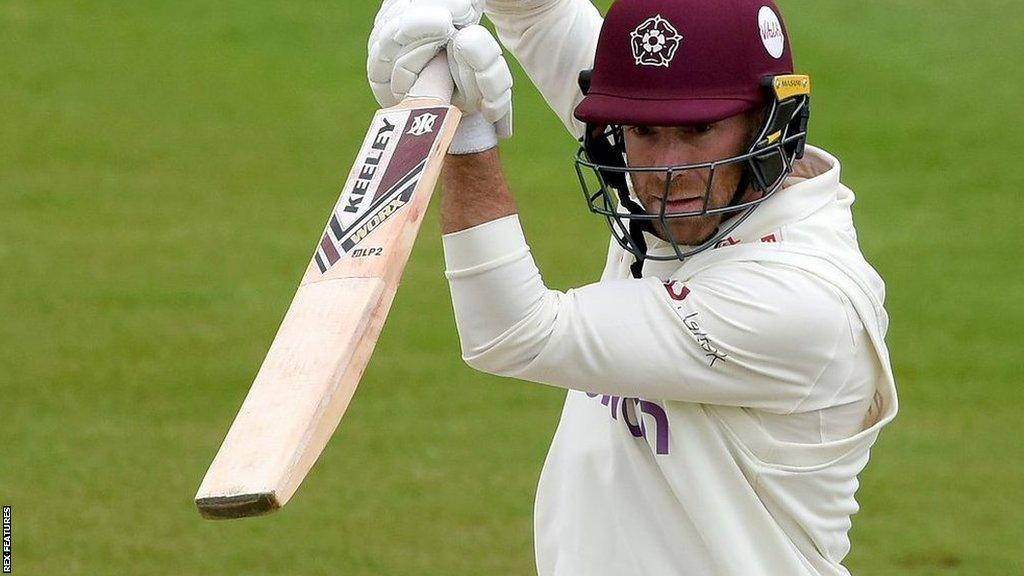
195, 492, 281, 520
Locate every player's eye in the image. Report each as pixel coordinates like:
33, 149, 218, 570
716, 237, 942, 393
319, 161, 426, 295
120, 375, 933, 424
628, 125, 655, 137
692, 123, 712, 134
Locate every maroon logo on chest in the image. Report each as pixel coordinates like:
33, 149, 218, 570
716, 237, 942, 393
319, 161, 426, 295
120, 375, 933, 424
586, 394, 671, 455
663, 281, 690, 301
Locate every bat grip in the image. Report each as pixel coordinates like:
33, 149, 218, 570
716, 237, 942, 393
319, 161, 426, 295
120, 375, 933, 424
406, 51, 454, 104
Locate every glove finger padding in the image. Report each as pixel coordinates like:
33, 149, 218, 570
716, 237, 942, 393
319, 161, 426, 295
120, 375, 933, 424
418, 0, 483, 28
367, 4, 454, 106
369, 0, 410, 42
449, 25, 513, 137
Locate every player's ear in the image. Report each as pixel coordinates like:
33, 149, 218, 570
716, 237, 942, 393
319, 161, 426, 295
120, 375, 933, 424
578, 69, 593, 95
748, 105, 768, 140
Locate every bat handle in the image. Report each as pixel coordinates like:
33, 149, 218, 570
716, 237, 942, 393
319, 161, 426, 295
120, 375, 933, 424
406, 51, 454, 105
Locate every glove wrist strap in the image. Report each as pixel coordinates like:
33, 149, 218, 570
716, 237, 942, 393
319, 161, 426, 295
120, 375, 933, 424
448, 112, 498, 155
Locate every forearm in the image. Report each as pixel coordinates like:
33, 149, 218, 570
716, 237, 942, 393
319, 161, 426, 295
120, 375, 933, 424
440, 148, 518, 234
484, 0, 602, 138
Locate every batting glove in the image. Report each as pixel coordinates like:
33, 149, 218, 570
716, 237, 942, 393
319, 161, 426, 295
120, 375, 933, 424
367, 0, 483, 107
366, 0, 512, 154
446, 24, 513, 154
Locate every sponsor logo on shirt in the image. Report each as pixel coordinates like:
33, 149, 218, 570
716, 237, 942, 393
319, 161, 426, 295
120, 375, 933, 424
663, 281, 690, 301
715, 236, 741, 248
663, 283, 728, 367
682, 312, 728, 367
714, 228, 784, 249
587, 394, 671, 455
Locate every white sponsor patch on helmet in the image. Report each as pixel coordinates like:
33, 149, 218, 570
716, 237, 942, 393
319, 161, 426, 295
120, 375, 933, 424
630, 15, 683, 68
758, 6, 785, 59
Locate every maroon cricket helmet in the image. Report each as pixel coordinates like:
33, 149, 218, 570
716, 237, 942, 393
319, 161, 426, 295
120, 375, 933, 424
575, 0, 795, 126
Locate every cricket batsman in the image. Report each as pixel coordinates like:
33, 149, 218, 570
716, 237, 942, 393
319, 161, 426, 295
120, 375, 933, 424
368, 0, 898, 574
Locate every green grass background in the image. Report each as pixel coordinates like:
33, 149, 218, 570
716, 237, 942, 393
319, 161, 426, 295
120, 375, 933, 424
2, 0, 1022, 574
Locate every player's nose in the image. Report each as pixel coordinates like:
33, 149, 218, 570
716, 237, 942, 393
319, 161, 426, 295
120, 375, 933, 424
652, 168, 702, 193
649, 140, 704, 170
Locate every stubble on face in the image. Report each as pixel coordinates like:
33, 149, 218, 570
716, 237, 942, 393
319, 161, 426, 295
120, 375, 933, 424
623, 109, 762, 246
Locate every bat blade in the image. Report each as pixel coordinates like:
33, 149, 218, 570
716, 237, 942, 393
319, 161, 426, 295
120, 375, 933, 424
196, 96, 460, 520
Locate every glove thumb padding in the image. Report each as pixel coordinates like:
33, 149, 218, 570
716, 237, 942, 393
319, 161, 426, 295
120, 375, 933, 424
449, 24, 513, 137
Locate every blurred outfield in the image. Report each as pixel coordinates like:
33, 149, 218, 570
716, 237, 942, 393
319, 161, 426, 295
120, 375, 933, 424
2, 0, 1022, 574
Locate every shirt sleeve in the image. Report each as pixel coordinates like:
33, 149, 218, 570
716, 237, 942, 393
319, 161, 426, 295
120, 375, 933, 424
443, 215, 853, 413
484, 0, 603, 139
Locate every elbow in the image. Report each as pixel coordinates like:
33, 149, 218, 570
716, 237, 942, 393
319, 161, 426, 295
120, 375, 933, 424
457, 291, 562, 377
462, 350, 519, 377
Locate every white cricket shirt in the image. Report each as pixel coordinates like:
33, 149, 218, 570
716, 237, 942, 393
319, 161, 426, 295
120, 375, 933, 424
440, 2, 899, 574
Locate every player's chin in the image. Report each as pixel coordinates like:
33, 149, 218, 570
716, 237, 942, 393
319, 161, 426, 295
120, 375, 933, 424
654, 217, 719, 247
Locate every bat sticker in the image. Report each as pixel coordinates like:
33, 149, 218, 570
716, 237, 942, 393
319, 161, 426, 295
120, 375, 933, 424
314, 107, 449, 273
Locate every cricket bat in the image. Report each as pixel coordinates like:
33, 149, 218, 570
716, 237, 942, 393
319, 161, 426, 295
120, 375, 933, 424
195, 54, 461, 520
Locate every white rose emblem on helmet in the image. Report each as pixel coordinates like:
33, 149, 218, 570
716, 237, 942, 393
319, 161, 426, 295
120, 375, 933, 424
630, 15, 683, 67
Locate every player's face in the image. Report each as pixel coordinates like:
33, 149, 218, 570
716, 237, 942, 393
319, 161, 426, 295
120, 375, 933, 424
623, 110, 759, 246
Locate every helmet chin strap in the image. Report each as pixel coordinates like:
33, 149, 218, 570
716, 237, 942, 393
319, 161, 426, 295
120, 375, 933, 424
616, 189, 654, 279
729, 166, 754, 210
627, 222, 649, 279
